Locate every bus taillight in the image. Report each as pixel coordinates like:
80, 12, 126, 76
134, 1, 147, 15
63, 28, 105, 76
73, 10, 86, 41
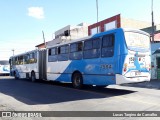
146, 64, 151, 71
148, 64, 151, 71
123, 63, 128, 72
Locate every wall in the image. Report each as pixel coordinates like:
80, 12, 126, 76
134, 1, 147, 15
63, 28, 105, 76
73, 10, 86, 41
88, 14, 121, 35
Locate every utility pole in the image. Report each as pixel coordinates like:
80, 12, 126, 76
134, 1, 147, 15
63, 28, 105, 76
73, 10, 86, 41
96, 0, 99, 33
151, 0, 154, 42
42, 31, 46, 48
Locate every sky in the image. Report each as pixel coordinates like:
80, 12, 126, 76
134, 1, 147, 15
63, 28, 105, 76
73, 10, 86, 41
0, 0, 160, 60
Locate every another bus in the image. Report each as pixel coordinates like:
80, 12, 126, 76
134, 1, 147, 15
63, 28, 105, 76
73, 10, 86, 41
10, 28, 151, 88
0, 60, 10, 76
10, 49, 46, 81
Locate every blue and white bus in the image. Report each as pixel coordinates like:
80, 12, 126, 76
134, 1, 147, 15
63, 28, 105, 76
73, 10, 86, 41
10, 28, 151, 88
0, 60, 10, 75
46, 28, 151, 88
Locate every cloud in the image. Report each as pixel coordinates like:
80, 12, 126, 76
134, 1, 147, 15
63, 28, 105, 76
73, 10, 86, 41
28, 7, 44, 19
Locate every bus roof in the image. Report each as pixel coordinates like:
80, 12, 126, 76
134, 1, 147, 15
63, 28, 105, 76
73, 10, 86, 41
9, 49, 39, 58
122, 28, 150, 36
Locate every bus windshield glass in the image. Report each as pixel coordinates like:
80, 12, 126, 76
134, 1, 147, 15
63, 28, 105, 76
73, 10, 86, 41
0, 61, 9, 65
124, 31, 150, 52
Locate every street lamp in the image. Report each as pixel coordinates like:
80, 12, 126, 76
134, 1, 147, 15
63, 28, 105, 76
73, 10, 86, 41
12, 49, 14, 56
151, 0, 154, 42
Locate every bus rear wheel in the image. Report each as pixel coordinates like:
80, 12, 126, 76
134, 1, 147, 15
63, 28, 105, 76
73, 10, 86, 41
72, 72, 83, 89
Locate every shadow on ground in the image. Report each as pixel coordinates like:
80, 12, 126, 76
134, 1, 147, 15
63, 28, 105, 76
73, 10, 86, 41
0, 76, 136, 105
122, 80, 160, 89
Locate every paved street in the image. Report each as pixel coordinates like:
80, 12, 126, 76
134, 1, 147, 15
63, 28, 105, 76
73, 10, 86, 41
0, 76, 160, 120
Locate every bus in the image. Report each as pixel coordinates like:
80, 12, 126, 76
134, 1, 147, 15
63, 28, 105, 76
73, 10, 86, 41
9, 49, 45, 80
10, 28, 151, 88
0, 60, 10, 75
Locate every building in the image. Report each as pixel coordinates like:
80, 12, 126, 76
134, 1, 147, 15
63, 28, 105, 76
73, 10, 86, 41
35, 23, 88, 49
88, 14, 152, 35
36, 14, 160, 49
88, 14, 160, 42
151, 48, 160, 79
46, 23, 88, 48
35, 43, 46, 49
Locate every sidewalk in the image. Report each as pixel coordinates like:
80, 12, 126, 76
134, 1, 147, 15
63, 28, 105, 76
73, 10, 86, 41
122, 79, 160, 89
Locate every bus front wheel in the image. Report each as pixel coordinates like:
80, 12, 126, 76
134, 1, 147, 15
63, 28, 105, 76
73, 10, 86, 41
14, 72, 19, 80
72, 72, 83, 89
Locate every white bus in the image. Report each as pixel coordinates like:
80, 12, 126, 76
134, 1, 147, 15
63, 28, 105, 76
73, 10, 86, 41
10, 49, 46, 81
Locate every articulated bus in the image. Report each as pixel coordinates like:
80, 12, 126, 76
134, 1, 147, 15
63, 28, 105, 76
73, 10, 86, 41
10, 28, 151, 88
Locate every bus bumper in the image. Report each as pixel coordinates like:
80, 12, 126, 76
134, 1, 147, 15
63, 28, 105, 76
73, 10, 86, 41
116, 74, 150, 84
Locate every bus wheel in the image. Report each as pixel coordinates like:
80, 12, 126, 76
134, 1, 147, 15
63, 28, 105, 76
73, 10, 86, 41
72, 72, 83, 89
31, 72, 36, 82
14, 72, 19, 79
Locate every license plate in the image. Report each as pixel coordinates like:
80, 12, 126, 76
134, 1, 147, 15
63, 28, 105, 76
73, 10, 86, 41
135, 71, 141, 76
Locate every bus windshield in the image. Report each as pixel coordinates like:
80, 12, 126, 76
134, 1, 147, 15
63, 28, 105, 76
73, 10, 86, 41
124, 31, 150, 52
0, 60, 9, 65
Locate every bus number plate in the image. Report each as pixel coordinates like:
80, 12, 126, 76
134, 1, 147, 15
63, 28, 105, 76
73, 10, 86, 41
100, 64, 112, 69
135, 71, 141, 76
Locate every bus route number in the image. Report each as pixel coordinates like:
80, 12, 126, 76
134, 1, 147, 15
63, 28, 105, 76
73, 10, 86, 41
100, 64, 112, 69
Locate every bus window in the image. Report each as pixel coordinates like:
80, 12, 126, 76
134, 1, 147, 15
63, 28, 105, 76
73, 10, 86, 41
51, 48, 56, 55
18, 55, 23, 65
28, 52, 37, 63
84, 40, 92, 50
93, 38, 100, 49
24, 54, 29, 64
58, 45, 69, 61
48, 48, 58, 62
70, 42, 83, 60
83, 38, 100, 59
101, 34, 114, 57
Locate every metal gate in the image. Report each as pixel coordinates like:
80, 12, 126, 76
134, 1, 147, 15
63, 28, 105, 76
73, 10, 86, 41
157, 57, 160, 80
157, 69, 160, 79
38, 49, 47, 80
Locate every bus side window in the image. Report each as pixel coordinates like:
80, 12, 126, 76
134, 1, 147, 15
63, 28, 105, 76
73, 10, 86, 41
102, 34, 115, 57
83, 38, 100, 59
29, 53, 34, 63
58, 45, 69, 61
70, 42, 83, 60
48, 48, 57, 62
24, 54, 29, 64
17, 55, 23, 65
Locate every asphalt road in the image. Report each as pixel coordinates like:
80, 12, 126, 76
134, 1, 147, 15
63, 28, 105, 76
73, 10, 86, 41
0, 76, 160, 120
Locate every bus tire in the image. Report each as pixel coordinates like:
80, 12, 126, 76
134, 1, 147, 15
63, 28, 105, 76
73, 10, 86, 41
14, 72, 19, 80
31, 72, 36, 82
72, 72, 83, 89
